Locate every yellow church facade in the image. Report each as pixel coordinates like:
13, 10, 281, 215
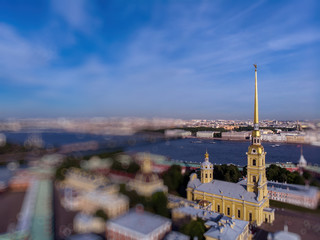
187, 65, 275, 226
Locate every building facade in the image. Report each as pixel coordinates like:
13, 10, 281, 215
127, 155, 168, 197
267, 181, 319, 209
106, 207, 172, 240
187, 65, 275, 226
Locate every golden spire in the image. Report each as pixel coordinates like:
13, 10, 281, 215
254, 64, 259, 127
205, 150, 209, 161
251, 64, 260, 139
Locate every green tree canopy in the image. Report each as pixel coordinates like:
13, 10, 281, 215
163, 165, 183, 193
95, 209, 108, 221
213, 164, 242, 183
180, 218, 206, 240
55, 157, 81, 181
266, 164, 305, 185
151, 191, 169, 217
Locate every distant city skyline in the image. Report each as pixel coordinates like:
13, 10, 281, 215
0, 0, 319, 120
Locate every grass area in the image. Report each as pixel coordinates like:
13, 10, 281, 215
270, 200, 320, 215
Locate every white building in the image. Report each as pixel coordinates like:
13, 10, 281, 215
106, 207, 172, 240
196, 131, 218, 138
165, 129, 192, 138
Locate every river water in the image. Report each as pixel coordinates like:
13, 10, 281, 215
2, 131, 320, 166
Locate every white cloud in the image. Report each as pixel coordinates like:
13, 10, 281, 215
0, 23, 55, 73
51, 0, 99, 34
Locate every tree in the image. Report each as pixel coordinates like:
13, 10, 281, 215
95, 209, 108, 221
163, 165, 183, 193
127, 161, 140, 173
180, 218, 206, 240
266, 165, 306, 185
303, 171, 312, 180
55, 157, 81, 181
151, 192, 169, 217
213, 164, 241, 183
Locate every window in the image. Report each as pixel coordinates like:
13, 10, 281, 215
253, 159, 256, 166
205, 173, 208, 178
253, 176, 256, 182
210, 173, 212, 178
217, 205, 220, 212
249, 213, 252, 221
238, 210, 241, 218
227, 207, 230, 215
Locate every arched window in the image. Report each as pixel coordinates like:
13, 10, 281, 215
253, 176, 256, 182
217, 205, 220, 212
205, 173, 208, 178
238, 210, 241, 218
253, 159, 256, 166
249, 213, 252, 221
227, 207, 230, 215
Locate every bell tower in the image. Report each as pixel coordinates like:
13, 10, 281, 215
246, 65, 268, 202
200, 150, 213, 183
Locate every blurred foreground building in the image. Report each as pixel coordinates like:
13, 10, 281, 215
128, 155, 168, 197
60, 168, 129, 219
106, 207, 172, 240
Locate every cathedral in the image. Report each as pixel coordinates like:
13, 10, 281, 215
187, 65, 275, 226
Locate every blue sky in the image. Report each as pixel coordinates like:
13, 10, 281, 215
0, 0, 319, 120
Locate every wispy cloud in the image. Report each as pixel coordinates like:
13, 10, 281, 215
0, 23, 55, 72
51, 0, 100, 34
0, 0, 319, 119
268, 30, 320, 50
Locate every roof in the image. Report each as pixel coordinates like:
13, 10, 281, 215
164, 231, 190, 240
187, 177, 201, 189
74, 213, 95, 223
173, 206, 221, 222
66, 234, 103, 240
201, 161, 213, 169
83, 190, 128, 206
107, 209, 171, 236
193, 179, 259, 203
204, 217, 248, 240
272, 231, 301, 240
267, 181, 318, 197
298, 154, 307, 165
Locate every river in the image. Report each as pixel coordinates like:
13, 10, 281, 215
2, 131, 320, 166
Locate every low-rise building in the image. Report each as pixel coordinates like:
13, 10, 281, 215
196, 131, 218, 138
172, 206, 249, 240
62, 168, 117, 193
222, 131, 250, 140
261, 133, 286, 142
128, 155, 167, 197
204, 216, 249, 240
106, 207, 172, 240
63, 189, 129, 218
267, 225, 301, 240
165, 129, 192, 138
164, 231, 189, 240
267, 181, 319, 209
73, 213, 105, 234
